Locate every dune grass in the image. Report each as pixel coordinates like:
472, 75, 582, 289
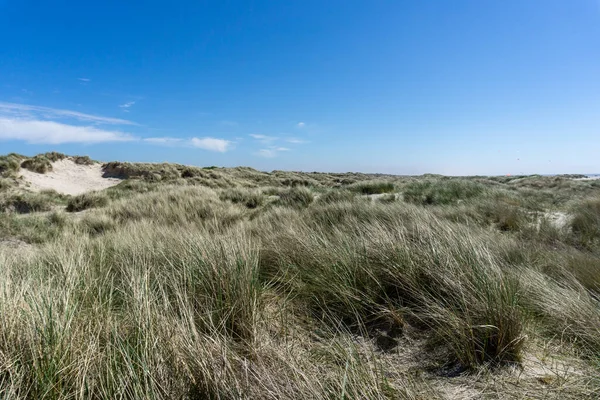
1, 157, 600, 398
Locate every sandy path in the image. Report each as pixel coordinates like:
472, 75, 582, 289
19, 159, 122, 196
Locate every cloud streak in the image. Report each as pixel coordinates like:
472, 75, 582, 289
0, 118, 233, 152
0, 102, 136, 125
286, 138, 308, 144
119, 101, 136, 112
0, 118, 134, 144
0, 102, 233, 153
249, 134, 278, 143
256, 146, 290, 158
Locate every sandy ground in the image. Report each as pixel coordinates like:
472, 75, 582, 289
19, 159, 122, 196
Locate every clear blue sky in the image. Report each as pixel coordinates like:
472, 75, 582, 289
1, 1, 599, 175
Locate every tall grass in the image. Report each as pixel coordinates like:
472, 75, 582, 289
1, 164, 600, 398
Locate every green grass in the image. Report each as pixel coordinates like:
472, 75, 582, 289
71, 155, 95, 165
66, 191, 109, 212
21, 155, 53, 174
349, 180, 395, 195
0, 153, 25, 178
219, 188, 265, 208
403, 179, 486, 205
570, 197, 600, 249
0, 190, 67, 214
1, 155, 600, 398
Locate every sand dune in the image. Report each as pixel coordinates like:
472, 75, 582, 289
19, 159, 121, 195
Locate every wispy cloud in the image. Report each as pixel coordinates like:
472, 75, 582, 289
143, 137, 184, 145
0, 118, 134, 144
256, 146, 290, 158
191, 137, 232, 152
297, 122, 305, 128
286, 137, 308, 144
0, 102, 136, 125
78, 78, 91, 82
0, 102, 233, 152
249, 133, 278, 143
119, 101, 136, 112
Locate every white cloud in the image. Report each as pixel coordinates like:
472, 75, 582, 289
191, 137, 232, 152
249, 133, 277, 143
143, 137, 184, 144
78, 78, 91, 82
297, 122, 305, 128
256, 149, 277, 158
0, 118, 135, 144
119, 101, 136, 112
286, 138, 308, 144
256, 146, 290, 158
0, 102, 234, 153
0, 102, 136, 125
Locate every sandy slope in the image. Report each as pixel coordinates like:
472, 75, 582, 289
19, 159, 122, 195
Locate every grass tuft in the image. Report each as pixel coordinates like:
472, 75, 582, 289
66, 192, 109, 212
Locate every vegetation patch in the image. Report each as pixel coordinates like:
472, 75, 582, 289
349, 180, 395, 195
43, 151, 67, 162
21, 155, 53, 174
72, 155, 95, 165
1, 152, 600, 398
219, 188, 265, 208
66, 192, 109, 212
570, 198, 600, 248
0, 153, 25, 178
276, 187, 314, 208
0, 190, 66, 213
403, 179, 485, 205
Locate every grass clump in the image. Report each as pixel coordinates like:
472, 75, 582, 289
219, 188, 265, 208
403, 179, 485, 205
570, 198, 600, 249
276, 187, 314, 208
349, 180, 395, 195
43, 151, 67, 162
316, 189, 358, 204
21, 155, 53, 174
0, 153, 25, 178
0, 190, 66, 213
66, 191, 109, 212
72, 155, 94, 165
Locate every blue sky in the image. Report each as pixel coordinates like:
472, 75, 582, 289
1, 1, 599, 175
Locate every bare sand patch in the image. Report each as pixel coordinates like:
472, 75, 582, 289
19, 159, 121, 195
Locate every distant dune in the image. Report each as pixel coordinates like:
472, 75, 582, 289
19, 158, 121, 195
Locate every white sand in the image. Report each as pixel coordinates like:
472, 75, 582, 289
19, 159, 122, 195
